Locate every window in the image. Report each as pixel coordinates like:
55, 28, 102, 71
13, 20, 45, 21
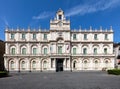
11, 48, 15, 55
22, 48, 26, 55
44, 34, 47, 40
73, 48, 76, 55
59, 15, 62, 20
95, 60, 98, 64
73, 34, 77, 40
73, 61, 77, 69
32, 61, 36, 69
105, 34, 108, 40
43, 61, 47, 69
10, 61, 14, 70
84, 34, 87, 40
44, 48, 47, 54
21, 61, 25, 70
11, 33, 14, 39
83, 48, 87, 55
22, 33, 25, 39
33, 48, 37, 55
94, 48, 97, 54
94, 34, 98, 40
104, 48, 107, 54
84, 60, 87, 64
94, 60, 98, 69
58, 46, 62, 54
33, 33, 36, 39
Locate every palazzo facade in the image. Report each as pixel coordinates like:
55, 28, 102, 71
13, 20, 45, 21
4, 9, 115, 72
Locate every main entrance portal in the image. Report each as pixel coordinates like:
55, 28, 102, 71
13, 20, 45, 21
56, 59, 64, 72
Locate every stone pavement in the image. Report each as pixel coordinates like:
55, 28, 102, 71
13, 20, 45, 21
0, 71, 120, 89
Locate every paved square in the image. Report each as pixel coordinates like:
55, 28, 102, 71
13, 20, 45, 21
0, 71, 120, 89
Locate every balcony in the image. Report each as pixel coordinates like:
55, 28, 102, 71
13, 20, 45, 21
71, 53, 115, 57
4, 53, 115, 57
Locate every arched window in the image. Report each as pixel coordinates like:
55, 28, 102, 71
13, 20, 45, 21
32, 61, 36, 70
11, 48, 15, 55
94, 60, 99, 69
73, 61, 77, 69
33, 48, 37, 55
84, 60, 87, 64
21, 61, 25, 70
94, 48, 97, 55
83, 60, 88, 69
105, 60, 109, 68
105, 60, 108, 64
73, 48, 76, 55
104, 48, 107, 54
43, 61, 47, 69
10, 61, 14, 70
95, 60, 98, 64
44, 48, 47, 55
83, 48, 87, 55
22, 48, 26, 55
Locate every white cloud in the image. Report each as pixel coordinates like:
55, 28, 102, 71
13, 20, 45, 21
65, 0, 120, 17
33, 11, 54, 20
0, 17, 9, 26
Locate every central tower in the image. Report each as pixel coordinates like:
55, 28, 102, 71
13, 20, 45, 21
50, 8, 70, 30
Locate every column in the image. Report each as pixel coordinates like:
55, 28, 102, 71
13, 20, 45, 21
16, 58, 19, 71
89, 57, 93, 70
4, 57, 8, 71
100, 57, 104, 70
5, 43, 9, 54
63, 58, 66, 70
27, 58, 31, 72
28, 43, 31, 54
17, 43, 19, 54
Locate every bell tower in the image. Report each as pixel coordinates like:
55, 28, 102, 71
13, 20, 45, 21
50, 8, 70, 30
56, 8, 64, 20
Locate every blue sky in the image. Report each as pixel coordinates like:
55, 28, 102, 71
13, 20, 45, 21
0, 0, 120, 42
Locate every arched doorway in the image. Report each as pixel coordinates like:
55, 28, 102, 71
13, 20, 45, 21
73, 61, 77, 69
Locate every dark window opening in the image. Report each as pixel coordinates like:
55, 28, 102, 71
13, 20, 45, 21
59, 15, 62, 20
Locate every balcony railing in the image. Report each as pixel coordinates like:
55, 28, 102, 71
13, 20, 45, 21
4, 53, 115, 57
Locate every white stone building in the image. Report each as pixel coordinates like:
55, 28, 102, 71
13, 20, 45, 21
4, 9, 115, 72
113, 43, 120, 68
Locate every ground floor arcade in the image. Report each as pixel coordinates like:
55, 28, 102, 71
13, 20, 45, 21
4, 56, 115, 72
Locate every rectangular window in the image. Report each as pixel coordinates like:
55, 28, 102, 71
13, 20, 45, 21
33, 33, 36, 39
105, 34, 108, 40
22, 48, 26, 55
83, 48, 87, 55
58, 46, 62, 54
94, 48, 97, 55
11, 33, 14, 39
84, 34, 87, 40
73, 34, 76, 40
73, 48, 76, 55
44, 34, 47, 40
22, 33, 25, 39
44, 48, 47, 54
11, 48, 15, 55
33, 48, 37, 55
104, 48, 107, 54
94, 34, 97, 40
